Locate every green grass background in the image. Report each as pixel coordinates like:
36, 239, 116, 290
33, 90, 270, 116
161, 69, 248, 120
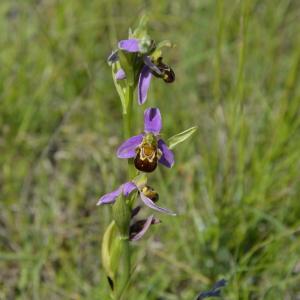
1, 0, 300, 299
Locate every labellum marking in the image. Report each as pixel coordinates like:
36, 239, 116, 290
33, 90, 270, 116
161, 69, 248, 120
134, 145, 158, 173
134, 134, 159, 173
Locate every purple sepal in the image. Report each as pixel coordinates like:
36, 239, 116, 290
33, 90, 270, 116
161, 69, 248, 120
117, 134, 144, 158
138, 65, 152, 105
115, 68, 126, 80
97, 186, 122, 205
118, 39, 140, 52
130, 216, 160, 241
123, 182, 137, 196
140, 192, 176, 215
144, 108, 162, 135
130, 215, 154, 241
158, 139, 174, 168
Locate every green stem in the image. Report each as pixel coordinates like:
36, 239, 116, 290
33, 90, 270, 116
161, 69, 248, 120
123, 85, 134, 139
114, 237, 130, 299
123, 85, 137, 180
113, 84, 135, 300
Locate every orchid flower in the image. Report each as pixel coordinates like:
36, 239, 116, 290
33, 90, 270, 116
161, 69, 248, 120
108, 38, 175, 105
117, 107, 174, 172
97, 181, 176, 216
129, 214, 160, 241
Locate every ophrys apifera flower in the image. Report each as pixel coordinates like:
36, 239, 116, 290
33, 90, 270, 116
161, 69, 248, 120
108, 38, 175, 105
97, 181, 175, 215
117, 107, 174, 172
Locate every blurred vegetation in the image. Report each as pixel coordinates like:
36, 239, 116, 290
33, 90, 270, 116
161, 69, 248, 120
1, 0, 300, 299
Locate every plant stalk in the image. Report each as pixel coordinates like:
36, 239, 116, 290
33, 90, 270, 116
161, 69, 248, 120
114, 84, 135, 299
123, 85, 134, 139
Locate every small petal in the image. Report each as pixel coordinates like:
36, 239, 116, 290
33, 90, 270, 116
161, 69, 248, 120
144, 108, 162, 134
130, 215, 154, 241
138, 65, 152, 105
158, 139, 174, 168
115, 68, 126, 80
97, 186, 122, 205
107, 50, 119, 64
130, 216, 160, 241
123, 182, 137, 196
140, 191, 176, 216
117, 134, 144, 158
118, 39, 140, 52
143, 56, 162, 76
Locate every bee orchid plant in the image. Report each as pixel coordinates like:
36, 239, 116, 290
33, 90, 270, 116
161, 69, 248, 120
99, 18, 197, 299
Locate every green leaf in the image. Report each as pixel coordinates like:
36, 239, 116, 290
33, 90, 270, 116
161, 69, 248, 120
168, 126, 198, 150
112, 64, 127, 113
101, 221, 117, 279
110, 236, 122, 276
118, 50, 134, 86
151, 40, 173, 60
132, 15, 149, 38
